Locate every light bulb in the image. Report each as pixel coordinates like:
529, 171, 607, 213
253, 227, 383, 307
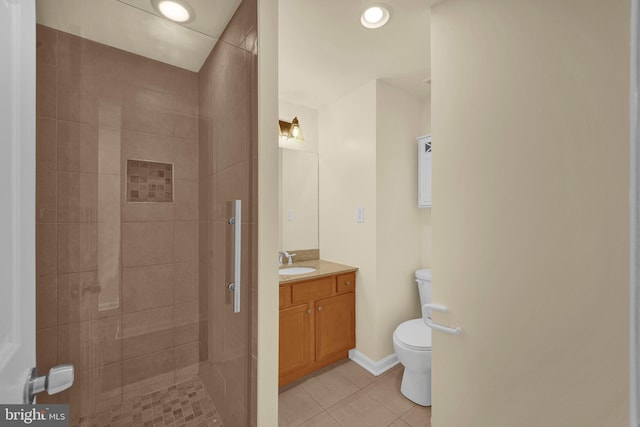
363, 7, 384, 24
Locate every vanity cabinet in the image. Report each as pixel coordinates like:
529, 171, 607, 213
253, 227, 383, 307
279, 272, 356, 387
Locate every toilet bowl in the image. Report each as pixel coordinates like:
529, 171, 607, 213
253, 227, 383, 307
393, 268, 432, 406
393, 318, 432, 406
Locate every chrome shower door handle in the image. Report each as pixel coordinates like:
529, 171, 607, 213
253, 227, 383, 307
228, 200, 242, 313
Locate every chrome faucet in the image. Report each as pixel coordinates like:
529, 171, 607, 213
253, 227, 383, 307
278, 251, 296, 265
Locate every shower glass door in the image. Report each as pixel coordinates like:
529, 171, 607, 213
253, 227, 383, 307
34, 0, 257, 424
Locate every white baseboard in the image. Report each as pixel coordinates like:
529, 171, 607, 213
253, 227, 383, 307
349, 349, 400, 376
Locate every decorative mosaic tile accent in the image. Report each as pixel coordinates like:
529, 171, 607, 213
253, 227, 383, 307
75, 377, 223, 427
127, 159, 174, 203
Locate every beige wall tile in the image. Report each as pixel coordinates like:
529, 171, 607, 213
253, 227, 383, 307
57, 172, 98, 223
122, 221, 174, 267
174, 179, 198, 221
175, 93, 198, 117
36, 275, 58, 330
98, 173, 121, 222
36, 24, 58, 66
122, 306, 174, 359
36, 62, 57, 119
122, 306, 173, 340
174, 300, 199, 346
123, 85, 173, 112
122, 202, 174, 222
98, 127, 121, 175
122, 103, 175, 136
57, 121, 98, 173
56, 81, 98, 125
122, 130, 174, 164
122, 263, 174, 312
57, 223, 98, 274
209, 162, 249, 223
36, 327, 58, 373
98, 102, 122, 129
174, 114, 198, 139
58, 317, 122, 372
122, 53, 176, 94
81, 362, 123, 412
174, 221, 198, 262
211, 102, 247, 173
36, 170, 57, 223
175, 342, 199, 370
121, 349, 174, 386
174, 138, 199, 180
36, 223, 57, 276
57, 271, 100, 325
122, 325, 174, 360
36, 117, 57, 172
175, 261, 198, 303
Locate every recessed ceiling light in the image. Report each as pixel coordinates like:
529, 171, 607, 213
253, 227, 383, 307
361, 5, 390, 29
151, 0, 195, 24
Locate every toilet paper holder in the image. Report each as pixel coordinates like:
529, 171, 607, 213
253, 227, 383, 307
422, 303, 462, 336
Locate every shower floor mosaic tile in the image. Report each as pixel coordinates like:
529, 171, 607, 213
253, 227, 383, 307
75, 377, 223, 427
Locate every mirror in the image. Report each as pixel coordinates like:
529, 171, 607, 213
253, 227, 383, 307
279, 148, 319, 250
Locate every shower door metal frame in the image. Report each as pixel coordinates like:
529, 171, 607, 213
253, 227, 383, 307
631, 1, 640, 425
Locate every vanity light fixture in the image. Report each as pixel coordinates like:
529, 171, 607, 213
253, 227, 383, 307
361, 4, 391, 29
151, 0, 195, 23
279, 117, 304, 142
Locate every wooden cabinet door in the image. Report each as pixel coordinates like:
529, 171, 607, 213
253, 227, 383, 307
279, 303, 313, 380
315, 293, 355, 364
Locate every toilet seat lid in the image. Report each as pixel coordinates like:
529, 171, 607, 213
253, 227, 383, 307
395, 319, 431, 350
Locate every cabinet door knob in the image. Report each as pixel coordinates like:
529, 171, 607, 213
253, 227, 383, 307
345, 281, 351, 286
317, 306, 322, 311
307, 309, 311, 315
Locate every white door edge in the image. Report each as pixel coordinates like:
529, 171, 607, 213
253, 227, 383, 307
0, 0, 36, 404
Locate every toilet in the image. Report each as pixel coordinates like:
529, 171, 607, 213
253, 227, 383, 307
392, 269, 432, 406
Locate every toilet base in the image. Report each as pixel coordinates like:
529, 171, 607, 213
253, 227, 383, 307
400, 368, 431, 406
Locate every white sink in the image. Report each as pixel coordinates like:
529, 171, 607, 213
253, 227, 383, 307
279, 267, 316, 275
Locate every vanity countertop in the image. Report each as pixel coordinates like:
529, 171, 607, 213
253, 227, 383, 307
278, 259, 358, 284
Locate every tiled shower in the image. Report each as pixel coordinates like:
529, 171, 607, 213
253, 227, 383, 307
34, 0, 258, 425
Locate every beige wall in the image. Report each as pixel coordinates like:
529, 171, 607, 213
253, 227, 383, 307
431, 0, 629, 425
280, 149, 319, 250
278, 100, 319, 251
319, 81, 378, 358
319, 80, 430, 361
376, 81, 430, 358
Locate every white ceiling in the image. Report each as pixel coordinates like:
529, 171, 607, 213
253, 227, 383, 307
36, 0, 431, 105
278, 0, 432, 109
36, 0, 241, 72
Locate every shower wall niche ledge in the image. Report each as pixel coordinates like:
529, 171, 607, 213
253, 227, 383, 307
126, 159, 174, 203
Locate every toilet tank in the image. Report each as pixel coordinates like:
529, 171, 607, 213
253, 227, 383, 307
415, 269, 432, 309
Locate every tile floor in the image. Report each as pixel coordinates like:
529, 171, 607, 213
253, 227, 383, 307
278, 361, 431, 427
75, 377, 223, 427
